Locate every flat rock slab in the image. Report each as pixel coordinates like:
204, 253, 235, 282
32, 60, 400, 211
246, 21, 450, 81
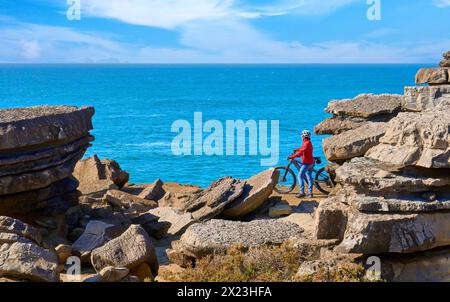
416, 68, 450, 85
325, 94, 403, 119
159, 177, 245, 221
171, 219, 304, 260
0, 242, 59, 282
147, 207, 194, 235
0, 106, 94, 151
314, 116, 367, 135
223, 169, 279, 218
404, 85, 450, 112
91, 225, 158, 277
336, 157, 450, 194
366, 111, 450, 168
72, 220, 114, 257
335, 210, 450, 254
323, 122, 387, 162
0, 216, 42, 244
74, 155, 129, 195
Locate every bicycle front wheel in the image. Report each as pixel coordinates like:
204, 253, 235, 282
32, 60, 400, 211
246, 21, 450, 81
274, 166, 296, 194
314, 167, 335, 195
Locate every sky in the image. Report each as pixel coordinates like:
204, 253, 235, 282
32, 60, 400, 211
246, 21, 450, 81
0, 0, 449, 63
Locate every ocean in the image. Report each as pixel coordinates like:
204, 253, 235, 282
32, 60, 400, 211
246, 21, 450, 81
0, 64, 426, 187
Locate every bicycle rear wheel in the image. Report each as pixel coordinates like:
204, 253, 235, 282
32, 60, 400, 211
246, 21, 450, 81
314, 167, 335, 195
274, 166, 296, 194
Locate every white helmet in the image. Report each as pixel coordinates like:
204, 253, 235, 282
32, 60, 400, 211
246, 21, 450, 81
301, 130, 311, 138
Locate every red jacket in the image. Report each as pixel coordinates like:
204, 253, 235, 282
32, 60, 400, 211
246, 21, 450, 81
290, 138, 314, 164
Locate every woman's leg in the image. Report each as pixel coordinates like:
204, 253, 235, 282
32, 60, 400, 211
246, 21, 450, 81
298, 164, 307, 194
306, 165, 314, 195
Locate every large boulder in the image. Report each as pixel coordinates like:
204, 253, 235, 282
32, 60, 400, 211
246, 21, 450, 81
0, 242, 60, 282
71, 220, 114, 261
0, 216, 42, 244
366, 111, 450, 168
73, 155, 129, 196
403, 85, 450, 112
335, 157, 450, 195
335, 210, 450, 254
415, 68, 450, 85
167, 219, 303, 266
91, 225, 158, 277
223, 169, 279, 218
439, 51, 450, 67
147, 207, 194, 235
137, 179, 166, 201
323, 122, 387, 162
381, 247, 450, 282
314, 116, 367, 135
159, 177, 245, 221
325, 94, 403, 119
0, 106, 94, 214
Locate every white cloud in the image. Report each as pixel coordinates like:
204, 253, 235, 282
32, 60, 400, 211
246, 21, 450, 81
433, 0, 450, 8
79, 0, 359, 29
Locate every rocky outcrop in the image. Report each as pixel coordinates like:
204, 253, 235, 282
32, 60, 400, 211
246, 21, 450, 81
0, 106, 94, 214
223, 169, 279, 218
73, 155, 129, 196
323, 122, 387, 162
0, 217, 59, 282
167, 219, 304, 267
316, 94, 403, 163
91, 225, 158, 278
312, 52, 450, 281
440, 51, 450, 67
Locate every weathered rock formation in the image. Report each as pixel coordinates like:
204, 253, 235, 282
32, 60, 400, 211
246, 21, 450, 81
167, 219, 304, 267
0, 106, 94, 214
313, 52, 450, 282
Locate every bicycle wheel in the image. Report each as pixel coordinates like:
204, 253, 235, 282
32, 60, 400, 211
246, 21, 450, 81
314, 167, 335, 195
274, 166, 297, 194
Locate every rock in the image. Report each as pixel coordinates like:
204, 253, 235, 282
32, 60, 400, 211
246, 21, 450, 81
323, 122, 387, 162
403, 85, 450, 112
137, 179, 165, 201
91, 225, 158, 277
335, 210, 450, 254
147, 207, 194, 236
55, 244, 72, 264
335, 157, 450, 195
72, 220, 114, 260
0, 233, 34, 245
415, 68, 450, 85
223, 169, 280, 218
98, 266, 130, 282
73, 155, 129, 195
0, 216, 42, 244
268, 202, 293, 217
366, 111, 450, 168
381, 247, 450, 282
0, 106, 94, 214
0, 242, 60, 282
314, 197, 349, 240
103, 190, 158, 209
440, 51, 450, 67
159, 177, 245, 221
34, 217, 58, 230
314, 116, 367, 135
169, 219, 303, 264
325, 94, 403, 119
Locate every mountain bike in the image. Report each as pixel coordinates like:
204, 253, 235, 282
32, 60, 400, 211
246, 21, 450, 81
274, 156, 335, 195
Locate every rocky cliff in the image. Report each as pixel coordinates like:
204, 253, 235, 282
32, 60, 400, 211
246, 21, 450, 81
311, 51, 450, 282
0, 106, 94, 214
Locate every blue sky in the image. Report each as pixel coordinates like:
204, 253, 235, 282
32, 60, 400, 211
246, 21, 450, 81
0, 0, 449, 63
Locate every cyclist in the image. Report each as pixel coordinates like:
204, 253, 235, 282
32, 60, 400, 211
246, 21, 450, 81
289, 130, 314, 198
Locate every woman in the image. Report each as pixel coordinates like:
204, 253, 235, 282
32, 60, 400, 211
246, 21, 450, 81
289, 130, 314, 198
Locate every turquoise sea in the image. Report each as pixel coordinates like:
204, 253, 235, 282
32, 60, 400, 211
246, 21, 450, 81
0, 64, 426, 187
